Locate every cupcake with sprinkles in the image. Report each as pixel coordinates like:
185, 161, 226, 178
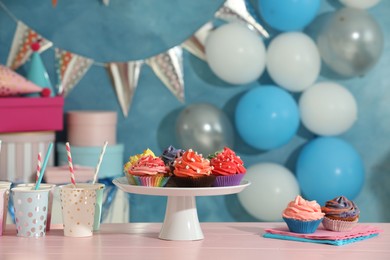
124, 149, 170, 187
170, 149, 215, 187
321, 196, 360, 231
209, 147, 246, 187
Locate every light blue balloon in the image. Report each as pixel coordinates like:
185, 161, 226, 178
258, 0, 321, 31
235, 86, 300, 150
296, 137, 365, 205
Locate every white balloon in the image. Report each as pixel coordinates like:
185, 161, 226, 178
299, 82, 358, 136
266, 32, 321, 92
238, 163, 300, 221
339, 0, 381, 9
205, 22, 266, 85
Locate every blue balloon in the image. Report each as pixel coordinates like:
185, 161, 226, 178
296, 137, 364, 205
235, 86, 299, 150
258, 0, 321, 31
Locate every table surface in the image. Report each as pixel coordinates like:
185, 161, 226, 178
0, 223, 389, 260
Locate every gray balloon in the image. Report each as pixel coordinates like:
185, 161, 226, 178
317, 8, 384, 77
176, 103, 234, 156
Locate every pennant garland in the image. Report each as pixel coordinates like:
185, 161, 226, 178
181, 22, 214, 61
1, 0, 268, 116
55, 48, 93, 96
146, 46, 185, 103
215, 0, 270, 39
107, 61, 143, 118
6, 21, 53, 70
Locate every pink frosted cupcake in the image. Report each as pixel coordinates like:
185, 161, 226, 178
283, 195, 325, 234
124, 149, 170, 187
321, 196, 360, 231
209, 147, 246, 187
170, 149, 215, 187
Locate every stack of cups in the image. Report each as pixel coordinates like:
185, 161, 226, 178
59, 183, 104, 237
0, 181, 11, 236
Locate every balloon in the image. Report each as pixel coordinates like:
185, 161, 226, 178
176, 103, 234, 156
266, 32, 321, 92
299, 82, 358, 136
258, 0, 321, 31
205, 22, 266, 85
235, 86, 300, 150
238, 163, 300, 221
339, 0, 381, 9
296, 137, 365, 206
317, 8, 384, 77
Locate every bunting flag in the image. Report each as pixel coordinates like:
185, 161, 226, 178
55, 48, 93, 96
107, 61, 143, 117
6, 21, 53, 70
1, 0, 267, 116
146, 46, 185, 103
215, 0, 270, 38
182, 22, 213, 61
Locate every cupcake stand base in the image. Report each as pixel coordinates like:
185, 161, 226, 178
113, 177, 250, 241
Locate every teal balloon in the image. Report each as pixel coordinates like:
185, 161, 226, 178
258, 0, 321, 31
296, 137, 364, 205
27, 52, 55, 96
235, 86, 300, 150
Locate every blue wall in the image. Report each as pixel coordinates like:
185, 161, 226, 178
1, 0, 389, 222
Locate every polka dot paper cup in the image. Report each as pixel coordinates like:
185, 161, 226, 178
11, 186, 50, 238
59, 184, 97, 237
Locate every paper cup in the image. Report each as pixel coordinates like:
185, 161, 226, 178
71, 183, 105, 231
0, 181, 12, 236
11, 186, 50, 237
16, 183, 55, 231
59, 184, 97, 237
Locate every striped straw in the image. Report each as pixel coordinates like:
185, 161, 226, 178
65, 142, 76, 187
92, 141, 108, 184
35, 152, 42, 182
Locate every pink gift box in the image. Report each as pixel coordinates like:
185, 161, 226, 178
0, 97, 64, 133
0, 131, 55, 183
67, 111, 117, 146
44, 165, 95, 184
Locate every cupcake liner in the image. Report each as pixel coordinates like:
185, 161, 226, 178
168, 176, 216, 187
322, 217, 358, 232
126, 174, 170, 187
212, 174, 245, 187
283, 217, 323, 234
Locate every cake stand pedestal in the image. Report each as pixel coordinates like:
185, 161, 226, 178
113, 177, 250, 241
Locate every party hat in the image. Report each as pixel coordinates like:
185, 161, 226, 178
27, 42, 55, 97
0, 64, 44, 96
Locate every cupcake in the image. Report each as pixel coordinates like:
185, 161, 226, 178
170, 149, 215, 187
321, 196, 360, 231
282, 195, 325, 234
209, 147, 246, 187
161, 145, 184, 172
124, 149, 170, 187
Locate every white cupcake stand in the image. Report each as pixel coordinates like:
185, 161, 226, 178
113, 177, 250, 241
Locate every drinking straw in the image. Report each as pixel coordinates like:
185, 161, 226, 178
35, 152, 42, 182
0, 140, 2, 153
92, 141, 108, 184
35, 143, 53, 190
65, 142, 76, 187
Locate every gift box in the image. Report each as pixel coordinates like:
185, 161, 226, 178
67, 111, 117, 146
0, 97, 64, 133
0, 131, 55, 183
44, 165, 95, 184
56, 142, 124, 179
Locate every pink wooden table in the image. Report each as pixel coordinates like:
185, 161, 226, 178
0, 223, 388, 260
